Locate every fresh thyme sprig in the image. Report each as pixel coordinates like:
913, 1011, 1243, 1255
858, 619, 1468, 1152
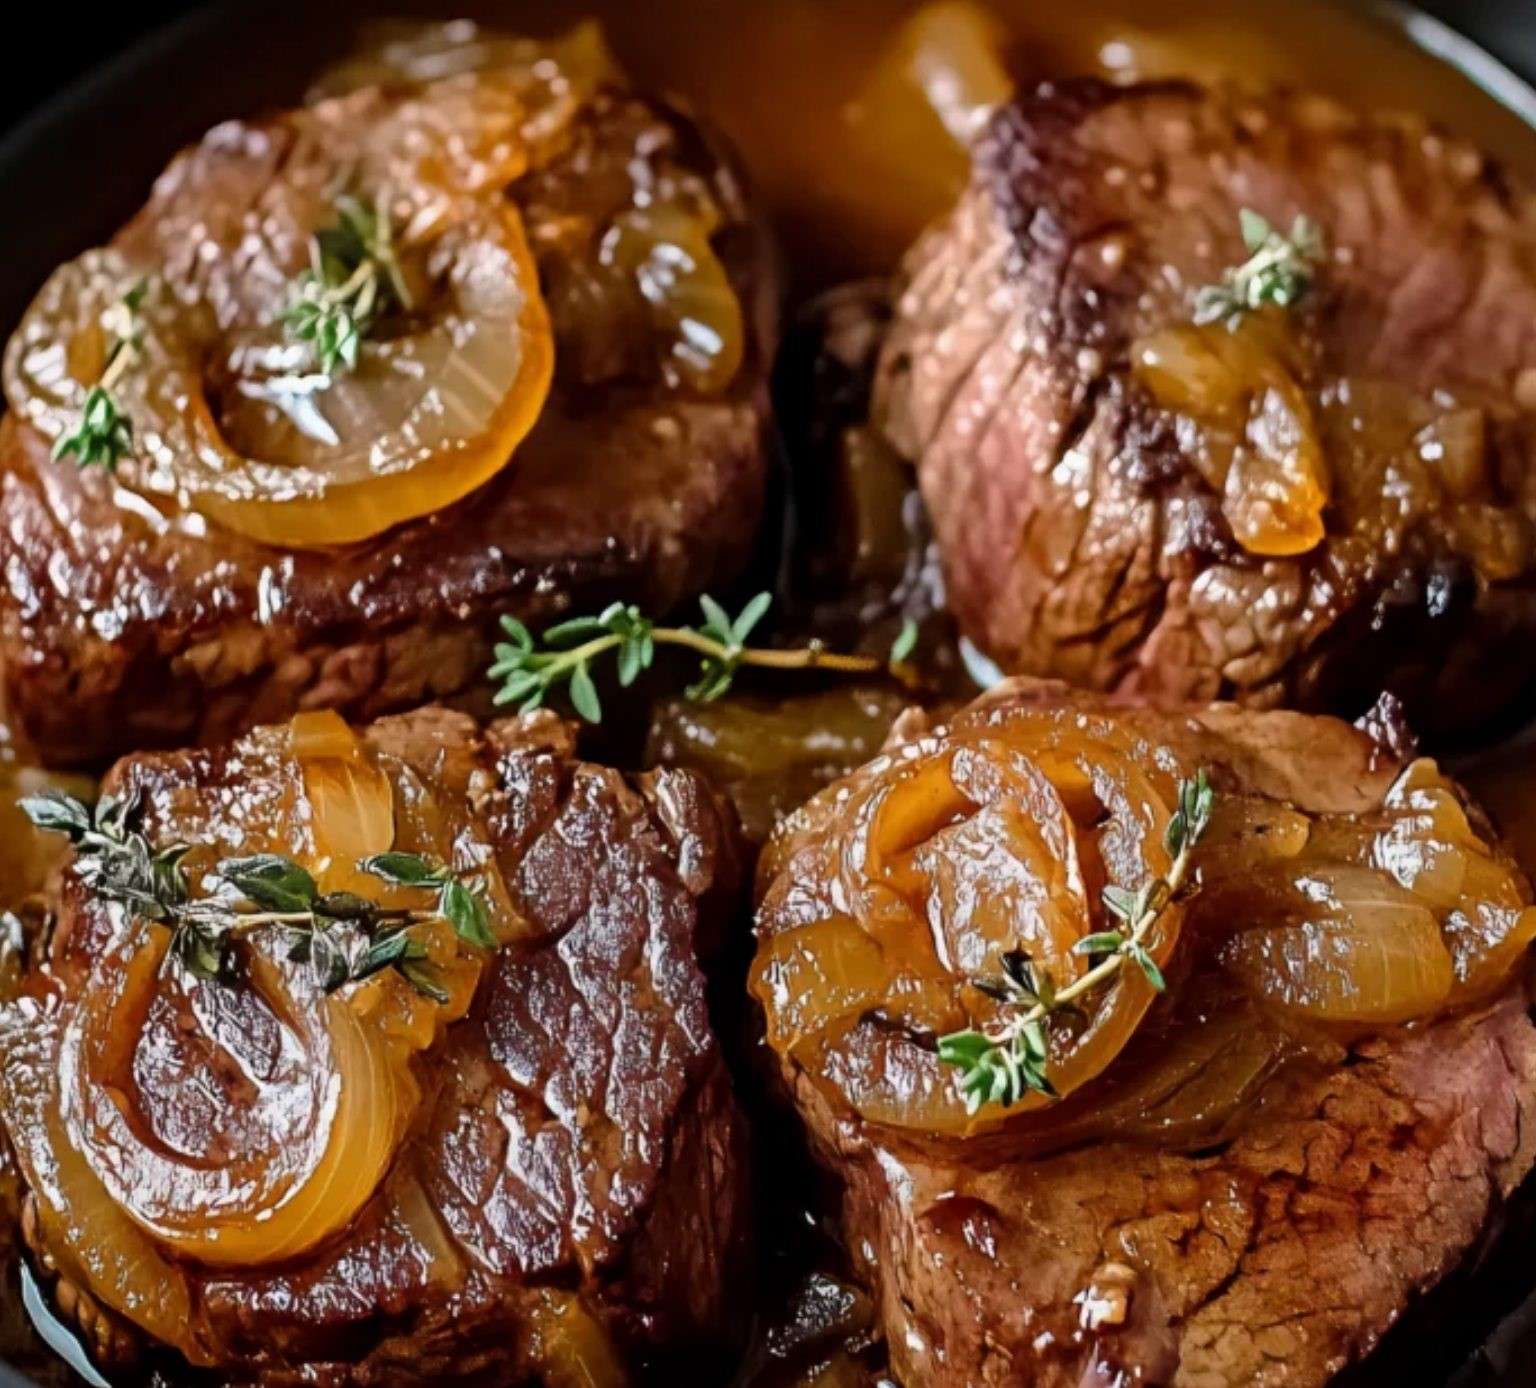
18, 789, 494, 1003
1194, 210, 1324, 329
53, 279, 149, 472
490, 594, 917, 723
281, 193, 412, 378
937, 770, 1214, 1114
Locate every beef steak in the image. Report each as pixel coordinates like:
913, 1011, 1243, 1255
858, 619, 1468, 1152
876, 78, 1536, 739
753, 680, 1536, 1386
0, 707, 751, 1384
811, 996, 1536, 1388
0, 77, 776, 768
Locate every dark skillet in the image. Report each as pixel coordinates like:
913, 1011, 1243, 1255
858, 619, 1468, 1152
0, 2, 1533, 1385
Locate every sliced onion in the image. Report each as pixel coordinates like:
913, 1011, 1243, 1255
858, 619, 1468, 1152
600, 204, 745, 395
0, 1003, 201, 1359
526, 1290, 626, 1388
754, 917, 905, 1056
846, 0, 1016, 212
60, 925, 413, 1266
4, 78, 555, 550
1132, 314, 1328, 557
1218, 866, 1453, 1023
292, 710, 395, 891
752, 706, 1183, 1140
47, 709, 511, 1270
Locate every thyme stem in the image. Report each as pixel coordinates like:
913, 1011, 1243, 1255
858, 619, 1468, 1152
490, 594, 916, 724
980, 814, 1196, 1051
937, 770, 1214, 1113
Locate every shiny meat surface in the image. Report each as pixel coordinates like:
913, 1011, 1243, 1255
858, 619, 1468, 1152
0, 85, 775, 768
810, 996, 1536, 1388
876, 78, 1536, 739
752, 679, 1536, 1385
0, 708, 751, 1384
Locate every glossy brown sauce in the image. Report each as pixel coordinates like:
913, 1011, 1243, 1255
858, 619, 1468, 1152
3, 4, 1536, 1385
449, 0, 1536, 286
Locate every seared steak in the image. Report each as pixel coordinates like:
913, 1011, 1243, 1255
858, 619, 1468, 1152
876, 79, 1536, 739
806, 996, 1536, 1388
0, 81, 776, 769
0, 707, 751, 1384
753, 680, 1536, 1386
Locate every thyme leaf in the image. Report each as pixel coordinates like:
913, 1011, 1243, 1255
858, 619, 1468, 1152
489, 593, 914, 724
52, 278, 149, 472
1194, 210, 1323, 329
281, 193, 411, 378
19, 792, 494, 1002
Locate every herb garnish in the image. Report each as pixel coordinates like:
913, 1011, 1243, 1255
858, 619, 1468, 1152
19, 789, 494, 1002
1194, 210, 1323, 329
281, 193, 412, 378
490, 593, 919, 724
937, 770, 1213, 1114
53, 279, 148, 472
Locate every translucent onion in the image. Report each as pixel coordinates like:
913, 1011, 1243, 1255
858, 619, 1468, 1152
60, 927, 413, 1266
752, 706, 1183, 1139
1132, 313, 1328, 557
525, 1291, 626, 1388
47, 711, 502, 1269
1218, 866, 1453, 1023
0, 1005, 201, 1359
846, 1, 1016, 211
292, 709, 395, 893
995, 983, 1305, 1157
4, 75, 555, 550
600, 204, 745, 395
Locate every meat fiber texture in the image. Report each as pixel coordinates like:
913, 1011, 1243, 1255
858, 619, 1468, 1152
876, 78, 1536, 741
802, 996, 1536, 1387
0, 90, 777, 768
0, 708, 752, 1384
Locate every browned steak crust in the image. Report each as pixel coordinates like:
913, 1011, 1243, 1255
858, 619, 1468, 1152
807, 997, 1536, 1388
753, 680, 1536, 1386
0, 92, 776, 768
876, 79, 1536, 739
1, 707, 752, 1383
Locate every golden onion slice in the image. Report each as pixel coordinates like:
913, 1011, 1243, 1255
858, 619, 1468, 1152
1132, 312, 1328, 557
292, 709, 396, 893
60, 927, 413, 1267
751, 712, 1182, 1139
4, 74, 555, 549
1218, 865, 1453, 1024
50, 711, 504, 1269
0, 1004, 202, 1359
600, 204, 745, 395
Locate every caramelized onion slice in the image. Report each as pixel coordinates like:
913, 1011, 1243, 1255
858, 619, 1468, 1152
1218, 866, 1453, 1023
0, 1004, 200, 1358
50, 712, 505, 1269
1132, 312, 1328, 557
60, 922, 413, 1267
752, 710, 1183, 1139
292, 710, 395, 891
601, 204, 745, 395
526, 1290, 626, 1388
847, 1, 1017, 210
5, 71, 556, 549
